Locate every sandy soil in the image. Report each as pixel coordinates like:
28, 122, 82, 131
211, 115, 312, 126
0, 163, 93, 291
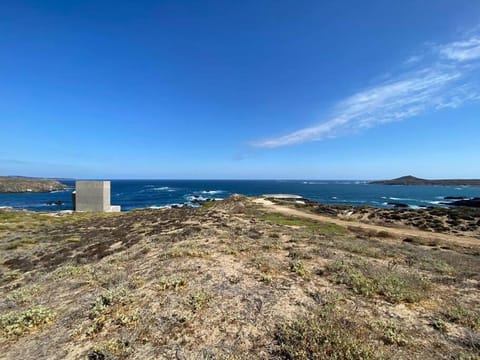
0, 196, 479, 359
254, 198, 480, 248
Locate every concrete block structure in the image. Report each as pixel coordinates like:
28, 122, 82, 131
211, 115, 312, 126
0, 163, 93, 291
74, 181, 121, 212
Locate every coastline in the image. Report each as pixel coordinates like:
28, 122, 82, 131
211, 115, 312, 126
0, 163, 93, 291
2, 179, 480, 212
1, 195, 479, 358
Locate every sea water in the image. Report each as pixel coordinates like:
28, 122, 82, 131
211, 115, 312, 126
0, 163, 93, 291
1, 180, 480, 212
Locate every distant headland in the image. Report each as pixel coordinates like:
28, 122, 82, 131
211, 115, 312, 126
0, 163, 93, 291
370, 175, 480, 186
0, 176, 67, 193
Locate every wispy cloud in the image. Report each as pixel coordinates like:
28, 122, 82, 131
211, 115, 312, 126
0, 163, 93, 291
253, 30, 480, 149
439, 37, 480, 61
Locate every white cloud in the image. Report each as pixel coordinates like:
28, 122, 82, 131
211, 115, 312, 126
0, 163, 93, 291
253, 31, 480, 149
439, 37, 480, 61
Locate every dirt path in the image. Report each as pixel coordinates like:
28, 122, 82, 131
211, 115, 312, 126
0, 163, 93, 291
253, 198, 480, 248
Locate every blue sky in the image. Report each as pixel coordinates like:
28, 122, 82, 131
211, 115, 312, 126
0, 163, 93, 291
1, 0, 480, 179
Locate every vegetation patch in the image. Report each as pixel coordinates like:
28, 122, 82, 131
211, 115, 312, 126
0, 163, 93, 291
4, 238, 36, 250
53, 264, 90, 280
6, 285, 41, 305
290, 260, 310, 279
254, 211, 347, 236
91, 338, 133, 359
156, 276, 189, 291
442, 305, 480, 331
162, 247, 208, 259
326, 260, 431, 303
0, 306, 56, 337
188, 290, 211, 313
378, 321, 409, 346
84, 287, 134, 336
275, 303, 380, 359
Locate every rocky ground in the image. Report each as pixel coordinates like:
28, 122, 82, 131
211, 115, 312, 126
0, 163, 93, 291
0, 196, 479, 359
283, 199, 480, 239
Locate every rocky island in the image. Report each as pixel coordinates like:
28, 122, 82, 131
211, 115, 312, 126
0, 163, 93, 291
370, 175, 480, 186
0, 176, 67, 193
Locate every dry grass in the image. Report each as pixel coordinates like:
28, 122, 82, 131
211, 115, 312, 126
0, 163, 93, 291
326, 259, 431, 303
0, 199, 479, 359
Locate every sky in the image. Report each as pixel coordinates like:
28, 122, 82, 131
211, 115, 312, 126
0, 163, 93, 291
1, 0, 480, 179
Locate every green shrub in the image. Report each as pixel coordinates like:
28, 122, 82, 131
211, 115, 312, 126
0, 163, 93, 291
290, 261, 310, 278
156, 276, 189, 291
188, 290, 211, 313
443, 305, 480, 331
0, 306, 56, 337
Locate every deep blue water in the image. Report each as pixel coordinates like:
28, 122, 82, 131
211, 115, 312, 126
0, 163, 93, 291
1, 180, 480, 212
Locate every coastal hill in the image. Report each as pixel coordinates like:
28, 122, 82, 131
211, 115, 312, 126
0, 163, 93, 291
370, 175, 480, 186
0, 196, 478, 359
0, 176, 67, 193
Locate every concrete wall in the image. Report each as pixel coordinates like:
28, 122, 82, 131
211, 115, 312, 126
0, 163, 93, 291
75, 181, 111, 212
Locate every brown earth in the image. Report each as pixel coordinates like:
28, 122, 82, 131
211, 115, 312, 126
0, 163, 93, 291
0, 196, 479, 359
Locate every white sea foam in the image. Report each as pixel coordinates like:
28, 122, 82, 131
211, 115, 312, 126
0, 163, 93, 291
149, 203, 184, 209
425, 200, 445, 205
186, 195, 208, 202
200, 190, 224, 195
153, 187, 173, 191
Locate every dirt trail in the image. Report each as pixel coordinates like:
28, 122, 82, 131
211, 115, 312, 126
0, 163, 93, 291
253, 198, 480, 248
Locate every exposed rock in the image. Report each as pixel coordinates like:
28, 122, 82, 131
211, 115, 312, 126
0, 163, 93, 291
46, 200, 64, 206
387, 202, 409, 208
448, 198, 480, 208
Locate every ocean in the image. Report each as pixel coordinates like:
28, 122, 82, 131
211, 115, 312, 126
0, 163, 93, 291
1, 180, 480, 212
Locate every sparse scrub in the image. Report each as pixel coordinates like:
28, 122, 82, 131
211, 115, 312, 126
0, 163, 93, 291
442, 305, 480, 331
4, 238, 36, 250
275, 303, 380, 359
431, 318, 448, 333
0, 306, 56, 337
326, 260, 431, 303
379, 321, 409, 346
63, 236, 81, 243
156, 276, 189, 291
90, 288, 133, 319
188, 290, 211, 313
259, 273, 272, 284
253, 211, 347, 235
251, 255, 277, 274
162, 247, 208, 259
54, 264, 90, 279
6, 285, 41, 305
290, 260, 310, 278
91, 338, 133, 359
83, 287, 134, 336
0, 197, 478, 358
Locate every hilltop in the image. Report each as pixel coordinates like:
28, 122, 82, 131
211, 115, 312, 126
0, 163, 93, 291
0, 177, 67, 193
0, 196, 479, 359
370, 175, 480, 186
